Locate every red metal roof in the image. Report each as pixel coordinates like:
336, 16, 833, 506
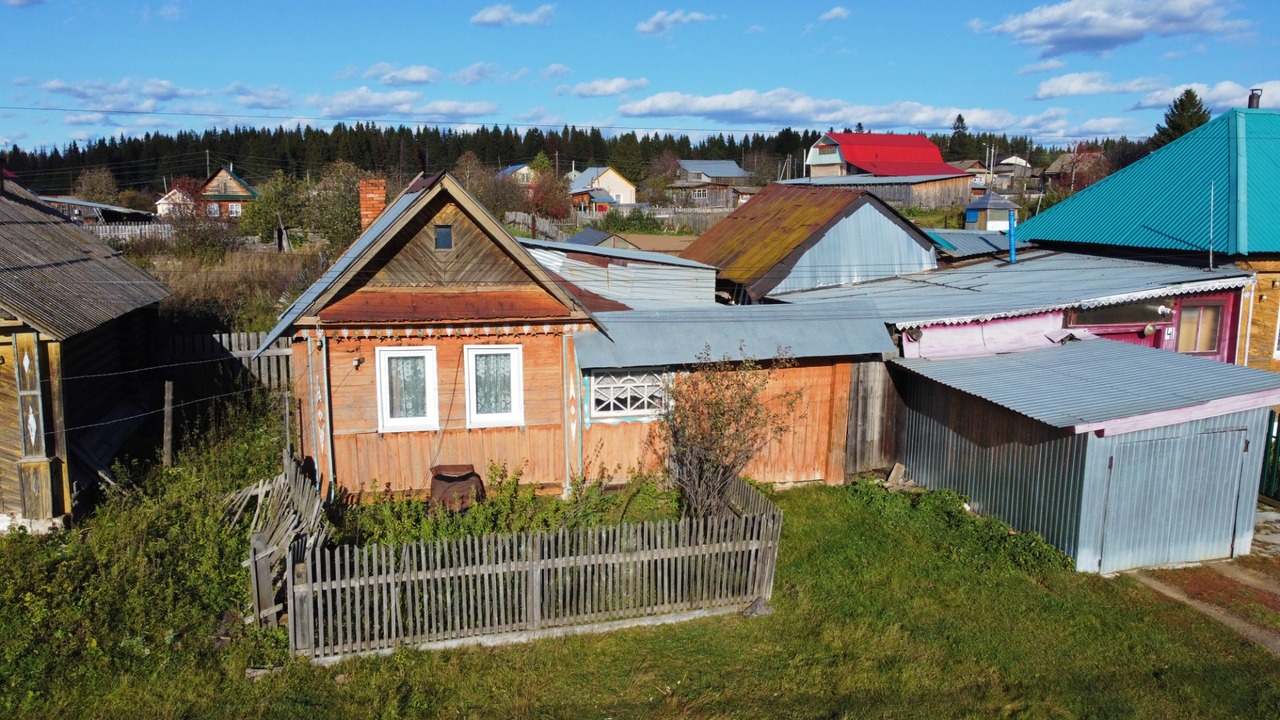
820, 133, 966, 177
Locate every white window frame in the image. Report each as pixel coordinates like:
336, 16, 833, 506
206, 202, 220, 218
376, 346, 440, 433
1273, 304, 1280, 359
464, 345, 524, 428
227, 202, 243, 218
589, 368, 666, 419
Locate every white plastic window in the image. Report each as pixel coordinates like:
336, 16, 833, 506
376, 347, 439, 432
465, 345, 524, 428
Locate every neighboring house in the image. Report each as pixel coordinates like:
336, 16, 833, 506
156, 188, 194, 217
669, 160, 756, 209
1040, 151, 1107, 192
994, 155, 1032, 177
565, 227, 637, 250
1016, 107, 1280, 372
681, 183, 938, 303
200, 166, 257, 219
258, 172, 895, 497
779, 173, 972, 209
38, 196, 155, 224
805, 132, 968, 178
781, 249, 1250, 365
497, 164, 536, 186
569, 166, 636, 207
963, 191, 1019, 231
0, 178, 170, 532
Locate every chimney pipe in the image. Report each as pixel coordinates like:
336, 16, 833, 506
1249, 88, 1262, 109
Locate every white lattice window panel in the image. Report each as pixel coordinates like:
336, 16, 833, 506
591, 370, 665, 418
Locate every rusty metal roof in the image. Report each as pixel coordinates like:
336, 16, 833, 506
0, 182, 169, 339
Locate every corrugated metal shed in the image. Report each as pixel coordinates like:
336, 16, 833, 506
780, 249, 1251, 327
924, 228, 1033, 259
566, 227, 615, 246
892, 338, 1280, 432
0, 182, 169, 339
574, 302, 894, 369
523, 239, 718, 309
1018, 109, 1280, 255
681, 184, 936, 299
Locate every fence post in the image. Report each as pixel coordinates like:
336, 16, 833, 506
527, 532, 542, 630
250, 531, 276, 628
291, 543, 314, 655
162, 380, 174, 467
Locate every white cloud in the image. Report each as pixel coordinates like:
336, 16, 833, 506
64, 112, 106, 126
1034, 72, 1161, 99
1018, 59, 1066, 75
317, 87, 422, 118
517, 106, 562, 125
745, 24, 764, 34
985, 0, 1248, 57
413, 100, 499, 120
618, 86, 1072, 137
225, 83, 292, 110
1073, 117, 1129, 135
452, 62, 499, 85
541, 63, 571, 79
1133, 80, 1280, 111
40, 78, 159, 112
470, 3, 554, 26
819, 6, 849, 21
157, 1, 181, 20
362, 63, 440, 86
140, 79, 206, 100
11, 76, 34, 86
636, 9, 714, 36
5, 0, 45, 6
572, 77, 649, 97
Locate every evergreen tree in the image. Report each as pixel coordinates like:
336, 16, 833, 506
609, 132, 644, 182
1150, 89, 1210, 150
947, 114, 972, 162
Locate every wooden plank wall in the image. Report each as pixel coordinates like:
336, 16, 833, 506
846, 359, 904, 474
0, 342, 21, 515
320, 332, 567, 497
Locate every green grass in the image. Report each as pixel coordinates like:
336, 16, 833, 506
2, 406, 1278, 717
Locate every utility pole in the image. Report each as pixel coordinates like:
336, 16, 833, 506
205, 149, 210, 178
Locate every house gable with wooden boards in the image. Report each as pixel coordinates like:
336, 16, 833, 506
261, 172, 604, 499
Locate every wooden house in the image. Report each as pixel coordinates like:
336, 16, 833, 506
1016, 107, 1280, 372
681, 183, 938, 303
669, 160, 757, 209
199, 166, 257, 219
779, 173, 972, 209
259, 172, 898, 499
0, 178, 170, 532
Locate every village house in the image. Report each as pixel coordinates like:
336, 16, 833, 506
569, 166, 636, 210
199, 165, 257, 219
669, 160, 757, 209
155, 188, 194, 217
0, 177, 170, 532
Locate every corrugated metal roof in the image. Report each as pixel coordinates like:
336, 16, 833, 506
521, 237, 715, 269
924, 228, 1033, 259
569, 166, 609, 192
1018, 109, 1280, 255
678, 160, 749, 178
38, 196, 154, 216
892, 338, 1280, 430
781, 174, 969, 186
780, 250, 1251, 327
574, 301, 894, 369
0, 183, 169, 339
566, 227, 614, 246
817, 132, 967, 177
966, 192, 1019, 210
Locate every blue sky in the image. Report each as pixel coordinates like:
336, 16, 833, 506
2, 0, 1278, 152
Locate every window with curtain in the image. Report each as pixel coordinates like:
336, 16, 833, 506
464, 345, 524, 427
1177, 304, 1222, 354
375, 347, 439, 432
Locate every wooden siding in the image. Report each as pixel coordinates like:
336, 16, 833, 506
367, 201, 532, 289
0, 342, 20, 515
296, 332, 569, 497
847, 360, 903, 473
580, 361, 853, 486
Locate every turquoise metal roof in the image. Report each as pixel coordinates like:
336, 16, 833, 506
1017, 109, 1280, 256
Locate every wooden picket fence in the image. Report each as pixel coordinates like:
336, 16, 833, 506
87, 221, 175, 242
286, 477, 782, 663
152, 331, 291, 391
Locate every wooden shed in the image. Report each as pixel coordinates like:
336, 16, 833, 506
891, 339, 1280, 573
0, 180, 170, 531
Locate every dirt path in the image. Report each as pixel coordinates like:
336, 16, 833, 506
1129, 571, 1280, 658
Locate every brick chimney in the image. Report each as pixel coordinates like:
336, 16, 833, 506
359, 178, 387, 232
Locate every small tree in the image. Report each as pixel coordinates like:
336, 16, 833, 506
240, 170, 308, 242
1150, 88, 1210, 150
305, 160, 373, 252
527, 171, 571, 221
648, 348, 799, 518
73, 168, 119, 205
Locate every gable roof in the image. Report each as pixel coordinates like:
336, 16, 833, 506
566, 227, 616, 246
200, 166, 258, 199
0, 182, 169, 339
569, 166, 634, 193
781, 249, 1250, 328
680, 183, 934, 300
678, 160, 749, 178
1018, 109, 1280, 256
816, 132, 967, 177
257, 172, 595, 353
497, 164, 529, 179
966, 191, 1019, 211
892, 338, 1280, 435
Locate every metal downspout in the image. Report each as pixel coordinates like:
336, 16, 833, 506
306, 335, 319, 489
321, 332, 337, 502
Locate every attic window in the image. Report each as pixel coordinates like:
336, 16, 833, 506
435, 225, 453, 251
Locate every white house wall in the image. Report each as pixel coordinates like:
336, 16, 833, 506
528, 248, 716, 307
769, 204, 937, 295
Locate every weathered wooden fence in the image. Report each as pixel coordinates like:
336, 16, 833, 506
88, 221, 175, 243
1261, 410, 1280, 505
503, 212, 568, 242
286, 477, 781, 663
227, 452, 325, 627
152, 331, 291, 391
